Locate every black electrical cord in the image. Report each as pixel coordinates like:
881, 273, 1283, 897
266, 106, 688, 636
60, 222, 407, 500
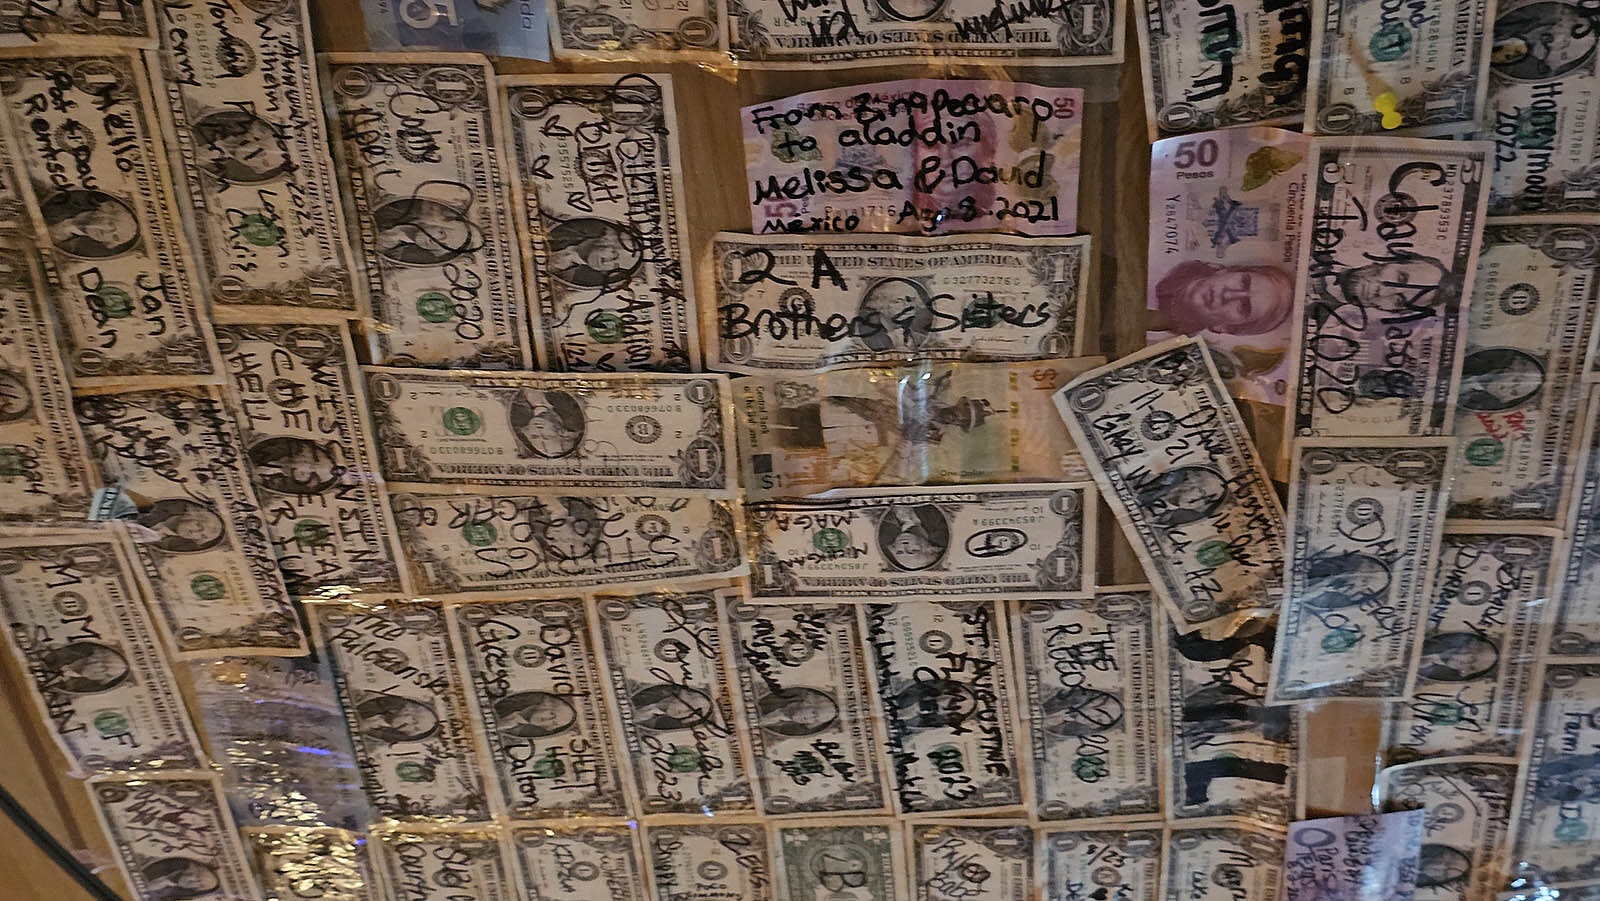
0, 781, 123, 901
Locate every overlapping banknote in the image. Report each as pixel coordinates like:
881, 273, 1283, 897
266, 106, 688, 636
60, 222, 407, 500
325, 54, 531, 369
1270, 438, 1453, 702
590, 588, 756, 814
1136, 0, 1309, 136
866, 601, 1023, 815
500, 74, 697, 372
1288, 138, 1491, 439
1449, 217, 1600, 520
510, 822, 649, 901
372, 828, 516, 901
748, 483, 1093, 602
1305, 0, 1492, 134
0, 0, 154, 44
367, 368, 735, 495
710, 232, 1091, 372
548, 0, 721, 56
725, 0, 1121, 65
152, 0, 358, 310
773, 820, 905, 901
910, 821, 1032, 901
725, 600, 891, 816
1380, 756, 1518, 901
448, 599, 632, 818
1014, 589, 1162, 821
314, 603, 489, 821
1040, 825, 1164, 899
1555, 388, 1600, 658
742, 79, 1083, 236
389, 491, 745, 599
737, 357, 1101, 501
1283, 810, 1425, 900
1384, 526, 1556, 762
644, 820, 774, 901
0, 242, 92, 520
1510, 664, 1600, 886
0, 526, 202, 772
213, 321, 410, 599
1483, 0, 1600, 214
1164, 616, 1299, 825
1164, 821, 1286, 901
0, 51, 219, 386
245, 827, 376, 901
1055, 337, 1287, 638
76, 387, 306, 656
361, 0, 550, 59
91, 774, 259, 901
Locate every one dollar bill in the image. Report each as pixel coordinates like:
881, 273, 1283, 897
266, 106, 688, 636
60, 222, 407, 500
1553, 386, 1600, 656
643, 820, 774, 901
0, 0, 154, 44
747, 483, 1094, 603
1055, 336, 1287, 638
244, 827, 377, 901
910, 821, 1032, 901
90, 774, 259, 901
1040, 825, 1164, 899
773, 820, 905, 901
1510, 664, 1600, 885
1270, 438, 1454, 703
372, 828, 517, 901
1163, 821, 1286, 901
1380, 756, 1518, 901
509, 821, 649, 901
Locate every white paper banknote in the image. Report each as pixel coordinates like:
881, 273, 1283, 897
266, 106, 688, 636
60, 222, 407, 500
1270, 438, 1454, 702
91, 774, 259, 901
710, 232, 1091, 372
747, 483, 1094, 603
500, 73, 697, 373
390, 491, 745, 600
325, 53, 531, 369
1014, 589, 1162, 822
1055, 336, 1287, 638
1282, 810, 1426, 900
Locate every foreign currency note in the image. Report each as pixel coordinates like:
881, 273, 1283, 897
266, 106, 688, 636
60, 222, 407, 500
865, 601, 1024, 816
644, 820, 774, 901
1305, 0, 1493, 135
244, 828, 376, 901
1554, 386, 1600, 655
725, 600, 890, 816
0, 242, 93, 520
447, 598, 632, 818
1164, 614, 1299, 825
213, 321, 409, 599
372, 828, 516, 901
1450, 217, 1600, 520
548, 0, 719, 56
76, 387, 305, 657
773, 820, 905, 901
1384, 525, 1557, 762
501, 73, 697, 373
1135, 0, 1309, 137
90, 774, 260, 901
1054, 336, 1287, 638
748, 483, 1094, 603
736, 356, 1102, 502
742, 79, 1083, 236
590, 588, 756, 814
1164, 821, 1286, 901
1509, 663, 1600, 885
1039, 825, 1164, 899
0, 50, 219, 386
1270, 438, 1454, 702
1147, 127, 1309, 409
366, 367, 735, 495
1287, 137, 1491, 439
0, 526, 202, 772
1483, 0, 1600, 215
360, 0, 550, 60
152, 0, 358, 310
313, 603, 489, 821
389, 492, 746, 600
728, 0, 1120, 64
509, 821, 649, 901
709, 232, 1091, 373
1014, 588, 1162, 821
0, 0, 154, 44
1283, 810, 1426, 900
1380, 756, 1518, 901
324, 53, 531, 369
909, 821, 1031, 901
189, 656, 371, 830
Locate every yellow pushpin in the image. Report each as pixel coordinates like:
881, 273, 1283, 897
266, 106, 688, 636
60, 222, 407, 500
1373, 91, 1404, 130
